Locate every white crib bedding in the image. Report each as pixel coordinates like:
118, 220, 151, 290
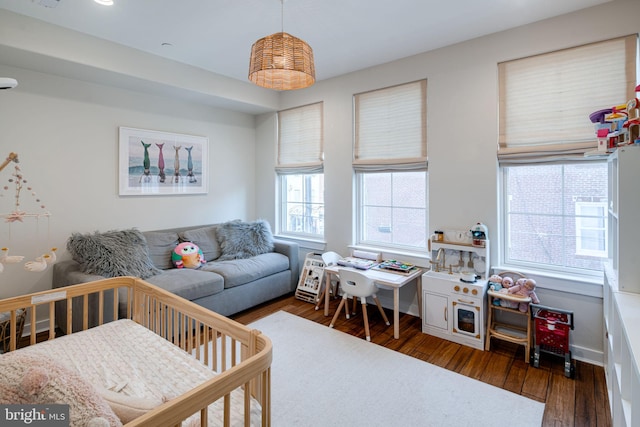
17, 319, 261, 426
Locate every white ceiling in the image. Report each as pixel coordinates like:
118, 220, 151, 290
0, 0, 611, 85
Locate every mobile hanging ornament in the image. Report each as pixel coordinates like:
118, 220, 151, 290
0, 152, 56, 272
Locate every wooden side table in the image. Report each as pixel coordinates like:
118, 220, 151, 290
0, 308, 26, 353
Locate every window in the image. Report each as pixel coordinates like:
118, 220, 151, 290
280, 174, 324, 235
503, 163, 608, 273
499, 35, 637, 275
277, 103, 324, 238
354, 80, 428, 251
358, 171, 427, 249
575, 201, 608, 258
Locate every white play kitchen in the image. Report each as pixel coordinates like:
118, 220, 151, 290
422, 223, 490, 350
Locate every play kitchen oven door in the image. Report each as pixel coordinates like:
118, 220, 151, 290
452, 293, 482, 339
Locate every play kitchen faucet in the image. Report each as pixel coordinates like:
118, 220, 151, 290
429, 247, 446, 272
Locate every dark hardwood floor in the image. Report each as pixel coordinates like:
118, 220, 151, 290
231, 293, 612, 427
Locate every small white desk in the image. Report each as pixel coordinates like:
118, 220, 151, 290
323, 265, 422, 339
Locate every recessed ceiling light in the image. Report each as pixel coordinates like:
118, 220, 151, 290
94, 0, 114, 5
0, 77, 18, 90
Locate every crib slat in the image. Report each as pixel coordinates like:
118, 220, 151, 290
83, 294, 89, 330
223, 393, 231, 427
98, 290, 104, 326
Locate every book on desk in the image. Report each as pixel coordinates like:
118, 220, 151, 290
336, 257, 418, 275
337, 256, 378, 270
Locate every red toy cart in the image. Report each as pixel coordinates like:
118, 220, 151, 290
530, 303, 575, 378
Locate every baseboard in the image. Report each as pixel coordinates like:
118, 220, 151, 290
568, 344, 603, 367
21, 319, 51, 337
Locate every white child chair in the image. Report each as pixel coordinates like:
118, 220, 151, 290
329, 268, 390, 341
315, 251, 342, 311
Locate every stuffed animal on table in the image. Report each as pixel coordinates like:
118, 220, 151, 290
508, 278, 540, 312
488, 275, 503, 306
172, 242, 206, 269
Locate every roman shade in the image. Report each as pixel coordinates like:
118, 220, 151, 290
277, 102, 323, 174
354, 80, 427, 172
498, 35, 638, 165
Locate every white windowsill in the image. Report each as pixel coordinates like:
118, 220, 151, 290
492, 265, 603, 298
274, 234, 326, 252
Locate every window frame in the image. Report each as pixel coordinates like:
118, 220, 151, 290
276, 102, 324, 239
277, 172, 324, 239
353, 80, 428, 253
355, 170, 428, 252
499, 162, 608, 278
497, 36, 636, 277
574, 200, 608, 258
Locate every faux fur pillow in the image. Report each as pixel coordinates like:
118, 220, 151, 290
0, 352, 122, 427
67, 229, 162, 279
216, 220, 274, 261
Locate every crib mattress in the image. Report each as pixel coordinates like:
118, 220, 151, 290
18, 319, 261, 426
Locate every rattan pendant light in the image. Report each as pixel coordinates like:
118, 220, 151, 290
248, 0, 315, 90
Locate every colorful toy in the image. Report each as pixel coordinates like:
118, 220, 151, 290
508, 278, 540, 312
488, 274, 503, 306
499, 276, 519, 309
172, 242, 206, 269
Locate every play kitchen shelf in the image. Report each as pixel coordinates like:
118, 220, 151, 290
427, 241, 490, 280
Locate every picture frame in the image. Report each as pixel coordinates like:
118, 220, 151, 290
119, 127, 209, 196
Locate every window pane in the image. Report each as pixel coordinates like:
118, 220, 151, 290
360, 171, 427, 250
506, 165, 563, 215
504, 163, 607, 273
281, 173, 324, 236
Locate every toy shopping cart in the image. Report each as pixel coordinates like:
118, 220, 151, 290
530, 304, 575, 378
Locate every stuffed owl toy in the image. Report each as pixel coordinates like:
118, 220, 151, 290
172, 242, 206, 269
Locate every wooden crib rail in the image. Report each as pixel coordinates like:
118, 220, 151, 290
0, 276, 272, 427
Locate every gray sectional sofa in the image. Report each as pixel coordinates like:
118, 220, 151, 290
52, 221, 299, 332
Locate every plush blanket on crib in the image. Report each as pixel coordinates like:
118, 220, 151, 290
13, 319, 261, 426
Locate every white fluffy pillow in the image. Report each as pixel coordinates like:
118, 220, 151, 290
0, 352, 122, 427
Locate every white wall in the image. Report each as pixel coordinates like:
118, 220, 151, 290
0, 65, 257, 299
255, 0, 640, 364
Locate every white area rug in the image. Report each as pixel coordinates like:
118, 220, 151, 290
249, 311, 545, 427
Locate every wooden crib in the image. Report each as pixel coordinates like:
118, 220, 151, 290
0, 276, 272, 427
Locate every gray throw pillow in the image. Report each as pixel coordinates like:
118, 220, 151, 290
66, 229, 162, 279
216, 220, 274, 261
143, 231, 180, 269
178, 226, 221, 262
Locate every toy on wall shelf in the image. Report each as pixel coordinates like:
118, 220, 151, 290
589, 91, 640, 151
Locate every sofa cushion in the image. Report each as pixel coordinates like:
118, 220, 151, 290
178, 226, 221, 262
143, 231, 180, 270
144, 269, 224, 300
216, 220, 274, 261
202, 252, 289, 289
67, 229, 162, 279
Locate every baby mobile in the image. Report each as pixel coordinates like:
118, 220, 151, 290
0, 152, 56, 273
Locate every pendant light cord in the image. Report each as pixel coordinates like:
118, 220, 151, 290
280, 0, 284, 34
